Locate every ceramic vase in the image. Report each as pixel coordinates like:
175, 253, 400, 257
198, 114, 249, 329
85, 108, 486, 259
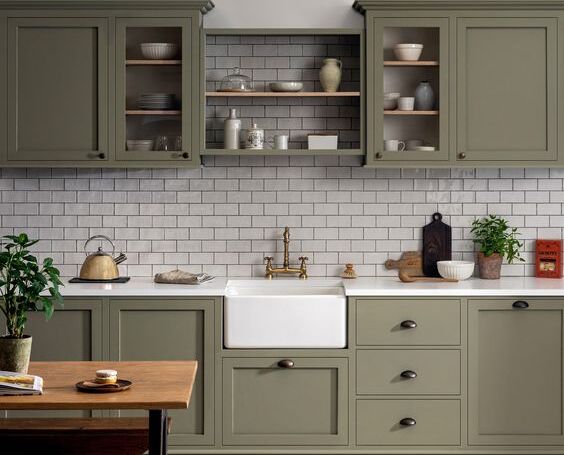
414, 81, 435, 110
244, 123, 265, 150
477, 252, 503, 279
223, 108, 241, 150
0, 335, 32, 373
319, 58, 342, 93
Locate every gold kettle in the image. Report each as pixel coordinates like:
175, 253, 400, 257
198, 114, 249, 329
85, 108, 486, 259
79, 235, 127, 280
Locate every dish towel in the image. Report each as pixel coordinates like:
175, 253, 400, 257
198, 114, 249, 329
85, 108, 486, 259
154, 269, 215, 285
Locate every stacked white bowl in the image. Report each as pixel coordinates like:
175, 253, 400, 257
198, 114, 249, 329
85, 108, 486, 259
393, 43, 423, 61
140, 43, 178, 60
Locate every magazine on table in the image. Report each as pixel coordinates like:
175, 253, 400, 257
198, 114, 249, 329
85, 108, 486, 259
0, 370, 43, 395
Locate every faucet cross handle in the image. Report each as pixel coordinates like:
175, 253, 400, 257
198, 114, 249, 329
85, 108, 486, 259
299, 256, 309, 266
264, 256, 274, 266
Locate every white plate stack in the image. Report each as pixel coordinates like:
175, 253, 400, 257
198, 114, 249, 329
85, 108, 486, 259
137, 93, 176, 110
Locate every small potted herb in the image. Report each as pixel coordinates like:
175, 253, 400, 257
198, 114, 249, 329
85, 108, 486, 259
471, 215, 524, 279
0, 233, 63, 373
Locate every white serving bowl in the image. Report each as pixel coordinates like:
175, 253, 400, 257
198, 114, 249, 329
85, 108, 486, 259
393, 43, 423, 61
437, 261, 475, 280
383, 92, 400, 110
140, 43, 179, 60
269, 82, 303, 92
127, 140, 154, 151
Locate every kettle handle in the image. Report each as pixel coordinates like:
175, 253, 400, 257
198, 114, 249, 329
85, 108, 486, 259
84, 235, 116, 257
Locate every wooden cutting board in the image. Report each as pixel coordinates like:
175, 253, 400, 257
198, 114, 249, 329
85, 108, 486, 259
423, 212, 452, 277
385, 251, 424, 277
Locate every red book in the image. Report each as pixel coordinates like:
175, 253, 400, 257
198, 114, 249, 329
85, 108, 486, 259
536, 240, 562, 278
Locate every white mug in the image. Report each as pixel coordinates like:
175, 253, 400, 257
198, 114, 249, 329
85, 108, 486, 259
406, 139, 423, 150
397, 96, 415, 111
383, 139, 406, 152
268, 134, 289, 150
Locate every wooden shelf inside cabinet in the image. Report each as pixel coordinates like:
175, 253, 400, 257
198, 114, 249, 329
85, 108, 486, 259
126, 60, 182, 66
206, 91, 361, 98
384, 110, 439, 116
384, 61, 439, 66
202, 148, 364, 156
126, 110, 182, 116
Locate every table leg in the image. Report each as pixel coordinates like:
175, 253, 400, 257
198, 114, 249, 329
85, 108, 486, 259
149, 409, 168, 455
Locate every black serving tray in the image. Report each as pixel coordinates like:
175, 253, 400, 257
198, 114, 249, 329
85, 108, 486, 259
69, 277, 131, 284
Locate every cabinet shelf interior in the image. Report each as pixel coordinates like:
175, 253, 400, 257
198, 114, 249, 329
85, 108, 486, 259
384, 60, 439, 66
206, 91, 360, 97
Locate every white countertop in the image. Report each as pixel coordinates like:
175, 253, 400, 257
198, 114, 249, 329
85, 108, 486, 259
57, 276, 564, 297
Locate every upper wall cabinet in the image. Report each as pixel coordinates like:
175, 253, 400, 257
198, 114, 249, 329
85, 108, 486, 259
456, 17, 557, 164
355, 1, 562, 167
7, 17, 109, 163
0, 0, 213, 168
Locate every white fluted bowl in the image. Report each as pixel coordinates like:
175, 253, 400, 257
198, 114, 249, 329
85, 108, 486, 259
437, 261, 475, 280
140, 43, 178, 60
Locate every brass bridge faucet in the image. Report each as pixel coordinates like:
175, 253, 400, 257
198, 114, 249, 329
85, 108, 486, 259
264, 227, 308, 279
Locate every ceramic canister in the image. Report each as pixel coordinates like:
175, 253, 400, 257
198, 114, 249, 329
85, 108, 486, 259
224, 108, 241, 150
244, 123, 265, 150
414, 81, 435, 110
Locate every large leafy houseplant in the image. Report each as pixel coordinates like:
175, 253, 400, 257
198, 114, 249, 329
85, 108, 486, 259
0, 233, 62, 372
470, 215, 524, 279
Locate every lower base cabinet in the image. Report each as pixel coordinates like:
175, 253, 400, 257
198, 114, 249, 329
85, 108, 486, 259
109, 298, 216, 447
356, 399, 461, 446
222, 357, 348, 446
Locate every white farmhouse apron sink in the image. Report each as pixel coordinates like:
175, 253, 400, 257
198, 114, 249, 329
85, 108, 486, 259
224, 280, 347, 348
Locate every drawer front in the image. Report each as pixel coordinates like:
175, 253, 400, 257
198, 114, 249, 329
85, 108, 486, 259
357, 349, 460, 395
357, 399, 461, 446
223, 357, 348, 446
356, 299, 460, 346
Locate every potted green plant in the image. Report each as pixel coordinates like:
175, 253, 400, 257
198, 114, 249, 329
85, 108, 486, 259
0, 233, 62, 373
470, 215, 524, 279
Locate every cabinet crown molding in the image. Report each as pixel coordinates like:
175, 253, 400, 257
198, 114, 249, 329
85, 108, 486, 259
0, 0, 215, 13
353, 0, 564, 12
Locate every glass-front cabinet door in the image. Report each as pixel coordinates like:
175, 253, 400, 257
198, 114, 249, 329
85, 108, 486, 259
115, 17, 199, 164
367, 17, 449, 165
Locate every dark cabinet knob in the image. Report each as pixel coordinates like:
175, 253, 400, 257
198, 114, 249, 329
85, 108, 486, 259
513, 300, 529, 309
181, 152, 189, 159
400, 370, 417, 379
376, 152, 383, 159
400, 417, 416, 426
277, 359, 294, 369
98, 153, 106, 159
458, 152, 466, 160
400, 320, 417, 329
89, 152, 105, 160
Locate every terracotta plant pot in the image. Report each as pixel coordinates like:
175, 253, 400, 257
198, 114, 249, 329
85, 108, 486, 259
477, 252, 503, 280
0, 336, 32, 373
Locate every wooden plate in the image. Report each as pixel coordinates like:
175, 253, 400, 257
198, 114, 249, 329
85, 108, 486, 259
75, 379, 132, 393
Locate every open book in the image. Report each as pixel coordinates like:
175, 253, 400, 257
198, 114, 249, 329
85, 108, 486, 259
0, 371, 43, 395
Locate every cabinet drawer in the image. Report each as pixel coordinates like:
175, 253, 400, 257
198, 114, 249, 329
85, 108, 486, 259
357, 349, 460, 395
356, 299, 460, 346
223, 357, 348, 446
356, 399, 460, 446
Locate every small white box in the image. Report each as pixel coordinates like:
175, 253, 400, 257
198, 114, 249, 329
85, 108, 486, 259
308, 134, 338, 150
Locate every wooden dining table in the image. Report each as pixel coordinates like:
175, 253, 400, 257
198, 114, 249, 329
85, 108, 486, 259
0, 361, 198, 455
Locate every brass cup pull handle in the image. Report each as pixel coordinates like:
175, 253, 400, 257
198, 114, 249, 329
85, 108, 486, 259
277, 359, 294, 369
513, 300, 529, 309
400, 320, 417, 329
400, 370, 417, 379
399, 417, 416, 427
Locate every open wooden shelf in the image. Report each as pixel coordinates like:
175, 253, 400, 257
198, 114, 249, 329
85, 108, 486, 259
384, 61, 439, 66
126, 60, 182, 65
126, 110, 181, 116
202, 148, 364, 156
206, 91, 361, 98
384, 110, 439, 116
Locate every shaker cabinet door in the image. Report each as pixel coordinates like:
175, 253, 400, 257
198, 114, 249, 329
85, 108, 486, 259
468, 299, 564, 445
109, 298, 215, 447
456, 18, 557, 163
0, 16, 6, 163
7, 17, 108, 162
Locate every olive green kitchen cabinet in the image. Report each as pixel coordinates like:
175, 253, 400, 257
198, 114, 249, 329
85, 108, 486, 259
0, 16, 6, 163
108, 298, 215, 447
222, 357, 348, 446
2, 298, 104, 419
456, 17, 558, 164
468, 299, 564, 446
6, 17, 109, 163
